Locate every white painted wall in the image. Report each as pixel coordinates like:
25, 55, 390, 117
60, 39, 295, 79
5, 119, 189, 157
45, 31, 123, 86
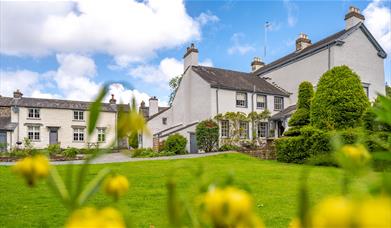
10, 107, 116, 149
332, 29, 385, 100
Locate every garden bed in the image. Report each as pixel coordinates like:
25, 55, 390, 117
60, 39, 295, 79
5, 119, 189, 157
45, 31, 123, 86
0, 154, 85, 162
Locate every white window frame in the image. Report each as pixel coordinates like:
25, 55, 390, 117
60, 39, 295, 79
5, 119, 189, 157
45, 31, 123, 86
73, 111, 84, 121
239, 121, 249, 139
256, 94, 267, 109
236, 92, 248, 108
258, 122, 268, 138
97, 128, 105, 142
27, 126, 40, 141
364, 86, 369, 97
274, 96, 284, 111
28, 108, 40, 119
73, 128, 85, 142
221, 120, 229, 138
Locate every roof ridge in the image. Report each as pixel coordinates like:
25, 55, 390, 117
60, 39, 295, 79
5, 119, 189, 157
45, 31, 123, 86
0, 95, 112, 105
194, 65, 250, 75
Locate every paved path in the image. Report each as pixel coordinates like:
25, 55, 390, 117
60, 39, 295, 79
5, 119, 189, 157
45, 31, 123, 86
0, 151, 233, 166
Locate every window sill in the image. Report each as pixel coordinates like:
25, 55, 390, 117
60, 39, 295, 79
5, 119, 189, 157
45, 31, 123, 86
29, 140, 41, 142
27, 118, 41, 120
72, 120, 85, 122
256, 107, 266, 110
236, 105, 248, 108
72, 141, 85, 143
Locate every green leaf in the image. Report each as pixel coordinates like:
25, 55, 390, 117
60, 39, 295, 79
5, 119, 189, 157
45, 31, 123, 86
88, 86, 108, 135
47, 168, 70, 208
76, 168, 111, 207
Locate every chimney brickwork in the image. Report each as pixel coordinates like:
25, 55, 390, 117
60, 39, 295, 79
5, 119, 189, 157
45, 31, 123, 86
345, 6, 365, 30
183, 43, 199, 71
295, 33, 312, 51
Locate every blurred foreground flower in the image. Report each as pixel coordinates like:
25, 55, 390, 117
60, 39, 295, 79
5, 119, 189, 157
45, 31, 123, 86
200, 187, 264, 228
337, 144, 371, 174
66, 207, 126, 228
104, 175, 129, 200
12, 155, 50, 186
290, 195, 391, 228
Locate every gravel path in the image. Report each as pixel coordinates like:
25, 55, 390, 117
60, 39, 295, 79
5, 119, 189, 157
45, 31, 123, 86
0, 151, 234, 166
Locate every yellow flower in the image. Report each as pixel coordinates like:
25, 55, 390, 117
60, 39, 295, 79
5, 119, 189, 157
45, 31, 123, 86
13, 155, 50, 186
288, 218, 302, 228
104, 175, 129, 200
311, 196, 354, 228
66, 207, 126, 228
201, 186, 263, 227
341, 145, 371, 162
357, 196, 391, 228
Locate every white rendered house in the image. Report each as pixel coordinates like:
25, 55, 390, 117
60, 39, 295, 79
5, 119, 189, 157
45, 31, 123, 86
0, 90, 117, 150
140, 6, 386, 153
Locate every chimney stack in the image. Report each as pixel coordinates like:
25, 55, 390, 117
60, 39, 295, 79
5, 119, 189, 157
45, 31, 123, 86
13, 89, 23, 99
183, 43, 198, 71
345, 6, 365, 30
149, 96, 158, 116
251, 57, 265, 72
295, 33, 311, 51
109, 94, 116, 104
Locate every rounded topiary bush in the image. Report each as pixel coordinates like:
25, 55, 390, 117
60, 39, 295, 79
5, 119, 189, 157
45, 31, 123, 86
296, 81, 314, 110
164, 133, 187, 154
311, 66, 370, 130
196, 120, 219, 152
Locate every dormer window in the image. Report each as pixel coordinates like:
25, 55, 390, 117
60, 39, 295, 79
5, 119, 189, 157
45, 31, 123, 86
236, 92, 247, 108
28, 108, 40, 119
73, 111, 84, 121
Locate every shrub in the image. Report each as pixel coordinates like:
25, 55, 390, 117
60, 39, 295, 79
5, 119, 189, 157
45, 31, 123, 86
47, 144, 61, 156
131, 148, 176, 158
218, 144, 241, 151
306, 153, 338, 167
63, 147, 78, 158
164, 134, 187, 154
311, 66, 370, 130
128, 132, 138, 149
275, 136, 307, 163
196, 120, 219, 152
301, 126, 331, 156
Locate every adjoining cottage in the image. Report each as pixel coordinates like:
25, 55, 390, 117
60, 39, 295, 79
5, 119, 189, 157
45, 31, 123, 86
0, 90, 118, 151
140, 6, 387, 152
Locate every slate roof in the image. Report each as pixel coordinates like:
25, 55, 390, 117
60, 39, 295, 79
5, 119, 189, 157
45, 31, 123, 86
271, 105, 297, 120
255, 23, 387, 76
0, 117, 17, 131
139, 106, 169, 119
0, 96, 117, 112
192, 66, 290, 96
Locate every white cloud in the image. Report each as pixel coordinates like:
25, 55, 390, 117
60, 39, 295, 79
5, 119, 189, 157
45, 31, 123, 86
0, 70, 41, 96
227, 33, 255, 55
108, 83, 151, 106
283, 0, 298, 27
0, 0, 207, 66
200, 58, 214, 67
363, 0, 391, 53
196, 11, 219, 25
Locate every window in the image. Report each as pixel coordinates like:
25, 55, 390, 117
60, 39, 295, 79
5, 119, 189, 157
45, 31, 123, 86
221, 120, 229, 137
274, 96, 284, 111
256, 95, 266, 109
73, 111, 84, 121
257, 122, 268, 138
27, 126, 40, 141
73, 128, 85, 142
239, 121, 249, 139
97, 128, 105, 142
28, 108, 40, 119
364, 86, 369, 97
236, 92, 247, 107
162, 117, 167, 125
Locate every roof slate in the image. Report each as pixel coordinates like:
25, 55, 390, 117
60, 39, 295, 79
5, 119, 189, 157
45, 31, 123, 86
0, 97, 117, 112
192, 66, 290, 96
271, 105, 297, 120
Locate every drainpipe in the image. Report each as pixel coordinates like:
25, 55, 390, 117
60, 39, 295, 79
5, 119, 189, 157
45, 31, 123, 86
328, 45, 331, 70
215, 87, 219, 115
251, 85, 255, 141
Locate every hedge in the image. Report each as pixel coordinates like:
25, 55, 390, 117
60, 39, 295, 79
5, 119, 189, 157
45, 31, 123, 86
165, 133, 187, 154
196, 120, 219, 152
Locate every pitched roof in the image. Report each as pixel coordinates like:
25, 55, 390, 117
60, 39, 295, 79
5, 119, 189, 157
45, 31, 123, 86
0, 96, 117, 112
0, 117, 17, 131
139, 106, 169, 119
270, 105, 297, 120
255, 23, 387, 76
192, 66, 290, 96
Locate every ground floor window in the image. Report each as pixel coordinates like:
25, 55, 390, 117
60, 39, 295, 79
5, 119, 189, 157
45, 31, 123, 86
97, 128, 105, 142
239, 121, 249, 139
73, 128, 85, 142
27, 126, 40, 141
257, 122, 268, 138
221, 120, 229, 137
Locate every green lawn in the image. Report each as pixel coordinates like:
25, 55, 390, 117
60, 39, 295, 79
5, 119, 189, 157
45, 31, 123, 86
0, 153, 348, 227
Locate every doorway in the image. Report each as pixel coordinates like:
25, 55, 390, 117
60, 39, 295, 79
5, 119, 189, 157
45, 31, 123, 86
0, 131, 7, 152
49, 128, 58, 145
189, 132, 198, 154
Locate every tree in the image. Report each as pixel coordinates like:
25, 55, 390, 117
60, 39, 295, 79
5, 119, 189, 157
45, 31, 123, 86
386, 85, 391, 97
168, 75, 182, 105
284, 81, 314, 136
196, 120, 219, 152
310, 66, 370, 130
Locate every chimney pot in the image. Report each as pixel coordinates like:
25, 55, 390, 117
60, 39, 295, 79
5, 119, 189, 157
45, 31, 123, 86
295, 33, 312, 51
183, 43, 199, 71
345, 6, 365, 30
13, 89, 23, 98
109, 94, 116, 104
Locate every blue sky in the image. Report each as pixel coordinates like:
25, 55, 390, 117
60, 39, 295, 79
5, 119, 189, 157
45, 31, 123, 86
0, 0, 390, 106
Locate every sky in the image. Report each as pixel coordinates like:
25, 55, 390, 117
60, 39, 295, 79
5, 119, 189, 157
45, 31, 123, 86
0, 0, 390, 107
